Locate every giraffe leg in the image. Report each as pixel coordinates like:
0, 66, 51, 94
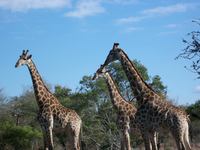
73, 124, 81, 150
170, 127, 185, 150
183, 123, 192, 150
149, 131, 158, 150
123, 128, 131, 150
38, 114, 54, 150
40, 127, 48, 149
119, 129, 125, 150
120, 137, 125, 150
48, 115, 54, 149
117, 115, 127, 150
38, 114, 49, 149
122, 121, 131, 150
68, 120, 81, 150
141, 131, 151, 150
156, 132, 161, 150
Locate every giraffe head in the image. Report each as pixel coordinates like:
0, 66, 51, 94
102, 43, 123, 67
92, 65, 108, 80
15, 50, 32, 68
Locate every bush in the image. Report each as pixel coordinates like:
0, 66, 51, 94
0, 122, 42, 150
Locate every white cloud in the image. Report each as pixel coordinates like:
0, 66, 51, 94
0, 0, 71, 11
124, 26, 142, 33
65, 0, 105, 18
106, 0, 138, 5
158, 31, 178, 36
195, 85, 200, 93
141, 3, 195, 16
165, 23, 178, 28
116, 16, 145, 24
116, 3, 198, 25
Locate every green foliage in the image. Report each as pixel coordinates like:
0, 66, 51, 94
54, 85, 71, 99
0, 88, 7, 104
0, 122, 42, 150
151, 75, 167, 96
186, 100, 200, 120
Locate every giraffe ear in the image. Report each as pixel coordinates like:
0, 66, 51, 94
27, 55, 32, 59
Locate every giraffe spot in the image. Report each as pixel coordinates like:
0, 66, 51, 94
150, 91, 154, 96
38, 100, 43, 105
120, 101, 125, 106
149, 96, 154, 101
40, 91, 44, 95
38, 86, 43, 91
38, 81, 42, 86
127, 110, 132, 116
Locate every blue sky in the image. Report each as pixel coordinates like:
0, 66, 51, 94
0, 0, 200, 105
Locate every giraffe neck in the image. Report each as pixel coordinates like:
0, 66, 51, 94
119, 51, 159, 104
26, 60, 60, 107
104, 72, 129, 111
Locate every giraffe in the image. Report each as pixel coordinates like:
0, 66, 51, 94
92, 65, 137, 150
100, 43, 191, 150
15, 50, 82, 150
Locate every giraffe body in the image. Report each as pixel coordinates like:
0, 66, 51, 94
93, 66, 137, 150
15, 50, 81, 150
101, 43, 191, 150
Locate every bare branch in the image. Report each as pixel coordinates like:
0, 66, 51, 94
176, 19, 200, 78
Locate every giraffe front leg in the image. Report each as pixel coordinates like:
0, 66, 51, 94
40, 127, 48, 150
123, 122, 131, 150
46, 115, 54, 150
119, 131, 125, 150
117, 115, 126, 150
38, 114, 49, 150
38, 114, 54, 150
149, 131, 158, 150
123, 128, 131, 150
141, 131, 152, 150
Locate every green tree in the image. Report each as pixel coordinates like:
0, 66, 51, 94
186, 100, 200, 120
150, 75, 167, 96
185, 100, 200, 144
0, 122, 42, 150
54, 85, 71, 99
0, 89, 11, 122
0, 88, 7, 104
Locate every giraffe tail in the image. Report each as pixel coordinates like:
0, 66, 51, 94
183, 119, 192, 150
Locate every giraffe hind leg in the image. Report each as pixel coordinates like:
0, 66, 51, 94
67, 120, 81, 150
171, 120, 192, 150
183, 122, 192, 150
171, 128, 186, 150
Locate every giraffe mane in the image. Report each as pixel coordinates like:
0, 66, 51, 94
106, 71, 131, 103
119, 48, 157, 94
